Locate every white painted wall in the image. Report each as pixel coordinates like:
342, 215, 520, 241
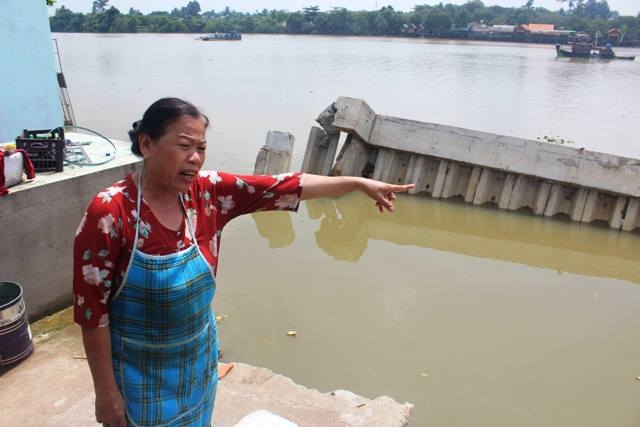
0, 0, 63, 141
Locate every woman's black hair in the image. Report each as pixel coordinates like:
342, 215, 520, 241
128, 98, 210, 156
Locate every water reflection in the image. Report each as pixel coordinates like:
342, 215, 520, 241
233, 193, 640, 426
251, 212, 295, 249
252, 193, 640, 284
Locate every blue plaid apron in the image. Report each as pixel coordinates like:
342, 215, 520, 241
109, 173, 218, 427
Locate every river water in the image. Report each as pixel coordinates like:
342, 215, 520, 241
54, 33, 640, 426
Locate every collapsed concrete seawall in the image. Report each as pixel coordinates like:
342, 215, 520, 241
301, 97, 640, 232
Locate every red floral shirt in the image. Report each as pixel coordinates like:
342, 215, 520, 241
73, 171, 302, 328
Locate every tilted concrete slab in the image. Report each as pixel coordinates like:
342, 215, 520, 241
369, 114, 640, 198
332, 97, 640, 198
306, 97, 640, 232
332, 97, 376, 143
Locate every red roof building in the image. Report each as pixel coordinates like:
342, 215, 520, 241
607, 28, 622, 45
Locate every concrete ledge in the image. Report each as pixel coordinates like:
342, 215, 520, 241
0, 133, 142, 320
214, 364, 413, 427
0, 314, 413, 427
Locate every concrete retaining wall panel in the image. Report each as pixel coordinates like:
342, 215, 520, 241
622, 199, 640, 231
301, 126, 338, 175
543, 184, 570, 217
442, 163, 470, 199
533, 182, 552, 215
332, 135, 367, 177
372, 148, 394, 182
367, 115, 640, 198
431, 160, 449, 198
464, 167, 483, 202
507, 175, 537, 211
570, 188, 589, 221
498, 173, 517, 209
305, 97, 640, 233
609, 196, 627, 229
473, 169, 505, 205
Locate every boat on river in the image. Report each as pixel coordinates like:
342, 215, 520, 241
555, 42, 635, 60
197, 31, 241, 41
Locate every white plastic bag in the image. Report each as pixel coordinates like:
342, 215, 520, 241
3, 151, 25, 188
234, 410, 297, 427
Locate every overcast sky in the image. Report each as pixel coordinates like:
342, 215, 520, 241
50, 0, 639, 17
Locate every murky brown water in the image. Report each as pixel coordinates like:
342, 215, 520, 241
54, 33, 640, 425
218, 194, 640, 426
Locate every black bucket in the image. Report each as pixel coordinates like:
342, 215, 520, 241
0, 281, 33, 367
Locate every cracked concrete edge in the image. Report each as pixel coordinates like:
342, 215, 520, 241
215, 363, 414, 427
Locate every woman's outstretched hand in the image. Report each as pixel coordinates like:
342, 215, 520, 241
300, 173, 414, 212
360, 179, 414, 213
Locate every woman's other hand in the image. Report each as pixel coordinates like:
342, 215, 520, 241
96, 386, 126, 427
81, 327, 127, 427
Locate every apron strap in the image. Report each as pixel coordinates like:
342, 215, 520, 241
179, 194, 199, 244
133, 168, 144, 246
112, 169, 146, 301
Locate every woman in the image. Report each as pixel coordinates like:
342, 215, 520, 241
73, 98, 413, 427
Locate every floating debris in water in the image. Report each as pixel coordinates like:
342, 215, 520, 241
286, 330, 297, 337
356, 402, 366, 408
421, 372, 429, 377
216, 314, 230, 322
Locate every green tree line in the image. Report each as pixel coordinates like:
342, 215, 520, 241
49, 0, 640, 45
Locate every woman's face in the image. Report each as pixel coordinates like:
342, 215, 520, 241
139, 114, 207, 195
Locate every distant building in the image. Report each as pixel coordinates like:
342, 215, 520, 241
492, 25, 515, 33
469, 23, 515, 41
513, 23, 574, 43
523, 23, 555, 32
415, 20, 589, 45
607, 28, 622, 45
469, 22, 573, 43
469, 23, 489, 33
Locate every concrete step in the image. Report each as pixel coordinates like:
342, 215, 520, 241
0, 310, 413, 427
